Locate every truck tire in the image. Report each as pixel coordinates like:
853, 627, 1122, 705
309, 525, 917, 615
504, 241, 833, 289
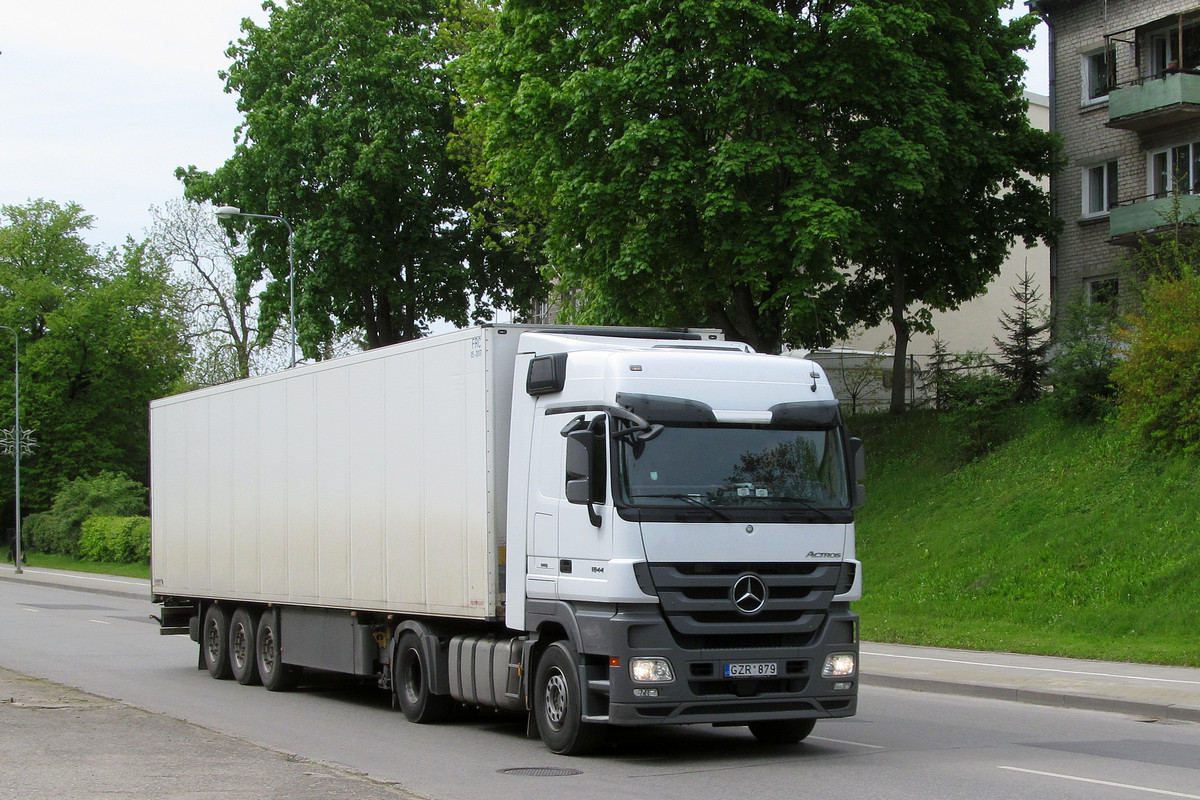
533, 641, 603, 755
201, 604, 233, 680
394, 632, 452, 723
229, 607, 261, 686
748, 718, 816, 745
255, 610, 298, 692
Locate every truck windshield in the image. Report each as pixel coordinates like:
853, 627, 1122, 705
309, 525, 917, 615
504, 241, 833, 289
616, 424, 850, 515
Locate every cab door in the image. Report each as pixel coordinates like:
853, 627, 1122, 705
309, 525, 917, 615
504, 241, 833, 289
530, 410, 613, 600
559, 413, 612, 564
525, 407, 565, 600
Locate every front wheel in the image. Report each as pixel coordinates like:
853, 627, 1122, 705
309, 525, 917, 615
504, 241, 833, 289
394, 632, 452, 723
533, 641, 603, 755
748, 718, 816, 745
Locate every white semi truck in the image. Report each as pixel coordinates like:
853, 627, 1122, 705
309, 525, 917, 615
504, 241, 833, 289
150, 325, 864, 754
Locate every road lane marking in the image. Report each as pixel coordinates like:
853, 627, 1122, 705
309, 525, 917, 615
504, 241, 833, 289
14, 568, 146, 589
89, 619, 111, 625
864, 650, 1200, 687
999, 766, 1200, 798
810, 736, 885, 749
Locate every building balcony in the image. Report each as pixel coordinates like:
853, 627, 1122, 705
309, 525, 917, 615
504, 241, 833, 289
1107, 72, 1200, 132
1109, 193, 1200, 244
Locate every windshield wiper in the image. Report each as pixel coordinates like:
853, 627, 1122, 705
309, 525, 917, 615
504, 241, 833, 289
750, 495, 836, 522
631, 494, 733, 521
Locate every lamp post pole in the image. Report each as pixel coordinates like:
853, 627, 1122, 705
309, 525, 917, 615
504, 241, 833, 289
214, 206, 297, 368
0, 325, 23, 574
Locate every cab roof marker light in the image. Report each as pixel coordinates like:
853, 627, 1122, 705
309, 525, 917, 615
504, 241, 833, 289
712, 410, 773, 424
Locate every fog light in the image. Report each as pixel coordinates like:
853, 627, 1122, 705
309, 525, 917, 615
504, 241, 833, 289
822, 652, 856, 679
833, 682, 853, 691
630, 657, 675, 683
633, 687, 660, 697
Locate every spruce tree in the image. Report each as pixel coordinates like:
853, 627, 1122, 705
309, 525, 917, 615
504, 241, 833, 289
993, 266, 1050, 403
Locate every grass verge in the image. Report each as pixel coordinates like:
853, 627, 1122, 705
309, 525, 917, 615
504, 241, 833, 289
851, 401, 1200, 667
3, 552, 150, 580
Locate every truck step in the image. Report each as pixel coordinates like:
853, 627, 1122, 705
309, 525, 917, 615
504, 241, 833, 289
153, 602, 196, 636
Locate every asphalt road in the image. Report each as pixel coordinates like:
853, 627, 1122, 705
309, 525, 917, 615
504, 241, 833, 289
2, 575, 1199, 800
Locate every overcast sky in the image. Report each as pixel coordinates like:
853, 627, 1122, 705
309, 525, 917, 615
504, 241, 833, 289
1, 3, 1049, 251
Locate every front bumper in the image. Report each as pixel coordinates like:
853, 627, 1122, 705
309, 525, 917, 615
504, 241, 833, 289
573, 602, 859, 727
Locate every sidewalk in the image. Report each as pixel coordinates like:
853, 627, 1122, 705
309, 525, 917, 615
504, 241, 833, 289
0, 563, 151, 600
861, 642, 1200, 723
4, 562, 1200, 724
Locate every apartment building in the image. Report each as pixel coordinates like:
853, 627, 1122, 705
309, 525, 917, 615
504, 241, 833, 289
1032, 0, 1200, 320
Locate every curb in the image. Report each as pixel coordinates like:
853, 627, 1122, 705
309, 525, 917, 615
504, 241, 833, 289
0, 566, 150, 601
861, 673, 1200, 724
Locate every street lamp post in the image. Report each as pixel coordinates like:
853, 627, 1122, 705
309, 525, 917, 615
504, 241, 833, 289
215, 206, 297, 368
0, 325, 27, 574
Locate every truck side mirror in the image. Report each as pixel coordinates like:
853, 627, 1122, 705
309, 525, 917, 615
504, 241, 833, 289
849, 437, 865, 480
565, 429, 604, 527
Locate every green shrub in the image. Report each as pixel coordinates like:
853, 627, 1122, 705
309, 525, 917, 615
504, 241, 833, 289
941, 368, 1011, 411
936, 353, 1015, 459
20, 512, 61, 554
78, 516, 150, 564
1113, 271, 1200, 455
1048, 299, 1119, 422
26, 472, 147, 557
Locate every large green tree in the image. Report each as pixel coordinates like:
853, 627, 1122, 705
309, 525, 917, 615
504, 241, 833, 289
463, 0, 853, 353
0, 200, 189, 512
463, 0, 1058, 372
837, 1, 1059, 412
179, 0, 543, 355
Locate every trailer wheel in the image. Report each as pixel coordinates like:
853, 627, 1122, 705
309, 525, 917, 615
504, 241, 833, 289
394, 632, 452, 724
229, 607, 261, 686
255, 610, 298, 692
533, 641, 603, 755
201, 604, 232, 680
748, 718, 816, 745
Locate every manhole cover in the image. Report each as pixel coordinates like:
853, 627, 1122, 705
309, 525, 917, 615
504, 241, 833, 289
499, 767, 584, 777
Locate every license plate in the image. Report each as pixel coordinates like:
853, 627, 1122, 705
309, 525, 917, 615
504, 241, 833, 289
723, 662, 778, 678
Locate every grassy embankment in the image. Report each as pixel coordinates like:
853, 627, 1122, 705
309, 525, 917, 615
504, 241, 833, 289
852, 401, 1200, 666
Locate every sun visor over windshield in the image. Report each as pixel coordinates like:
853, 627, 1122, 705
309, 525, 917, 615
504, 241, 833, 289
769, 400, 841, 426
615, 392, 717, 424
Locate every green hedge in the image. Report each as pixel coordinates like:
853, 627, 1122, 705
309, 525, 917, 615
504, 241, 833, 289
77, 516, 151, 564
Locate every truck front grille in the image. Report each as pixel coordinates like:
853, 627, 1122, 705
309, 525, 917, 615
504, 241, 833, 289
644, 561, 844, 647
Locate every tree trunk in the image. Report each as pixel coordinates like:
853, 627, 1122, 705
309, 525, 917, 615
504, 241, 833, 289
707, 285, 783, 354
888, 270, 909, 415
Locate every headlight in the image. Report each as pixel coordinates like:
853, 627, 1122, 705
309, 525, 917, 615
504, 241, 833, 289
630, 657, 675, 683
822, 652, 856, 679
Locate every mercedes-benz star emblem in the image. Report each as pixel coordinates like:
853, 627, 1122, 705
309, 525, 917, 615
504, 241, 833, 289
731, 574, 768, 615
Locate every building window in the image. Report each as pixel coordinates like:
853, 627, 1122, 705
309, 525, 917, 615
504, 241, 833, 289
1087, 276, 1119, 308
1146, 22, 1200, 79
1083, 161, 1118, 216
1083, 47, 1113, 102
1148, 142, 1200, 198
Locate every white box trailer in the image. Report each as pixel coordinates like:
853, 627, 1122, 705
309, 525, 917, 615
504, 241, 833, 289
151, 325, 864, 754
151, 326, 515, 619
